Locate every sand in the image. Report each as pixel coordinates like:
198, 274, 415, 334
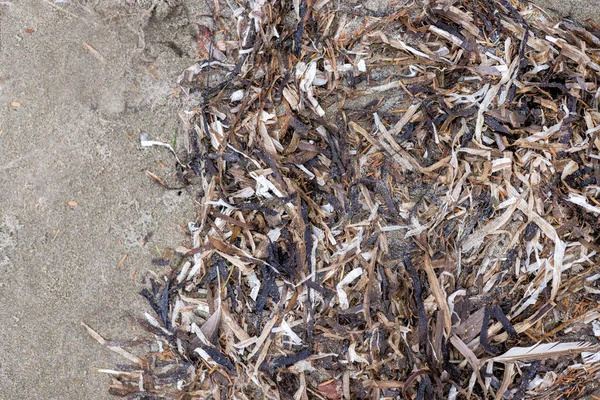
0, 0, 200, 398
532, 0, 600, 23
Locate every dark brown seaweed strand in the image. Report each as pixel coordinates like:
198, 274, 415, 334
405, 256, 428, 351
256, 263, 281, 315
202, 345, 235, 371
319, 123, 346, 179
442, 337, 461, 381
484, 115, 514, 137
188, 128, 201, 156
201, 25, 257, 101
523, 222, 539, 242
498, 0, 530, 30
513, 361, 541, 400
402, 369, 432, 399
301, 198, 316, 342
140, 281, 172, 332
271, 348, 312, 370
480, 306, 501, 355
491, 304, 518, 339
293, 0, 308, 57
160, 279, 171, 331
139, 287, 161, 320
502, 249, 518, 271
335, 113, 352, 178
255, 147, 287, 191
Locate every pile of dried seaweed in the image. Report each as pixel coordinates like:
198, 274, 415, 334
87, 0, 600, 398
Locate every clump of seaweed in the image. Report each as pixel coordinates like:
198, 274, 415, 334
87, 0, 600, 398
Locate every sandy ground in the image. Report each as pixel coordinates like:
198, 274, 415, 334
0, 0, 202, 398
1, 0, 599, 399
533, 0, 600, 23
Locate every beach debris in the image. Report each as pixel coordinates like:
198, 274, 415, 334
87, 0, 600, 398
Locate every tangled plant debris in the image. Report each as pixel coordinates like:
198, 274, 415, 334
87, 0, 600, 398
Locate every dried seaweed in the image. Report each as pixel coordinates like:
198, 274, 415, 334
88, 0, 600, 398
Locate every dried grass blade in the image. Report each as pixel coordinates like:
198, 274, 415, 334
492, 342, 600, 363
424, 254, 452, 336
81, 322, 143, 365
449, 335, 485, 390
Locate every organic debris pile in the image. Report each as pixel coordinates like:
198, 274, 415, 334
87, 0, 600, 398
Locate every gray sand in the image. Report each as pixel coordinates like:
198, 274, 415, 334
0, 1, 200, 398
533, 0, 600, 23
